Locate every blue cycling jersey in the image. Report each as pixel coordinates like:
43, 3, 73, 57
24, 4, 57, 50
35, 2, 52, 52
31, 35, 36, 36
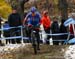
26, 12, 41, 26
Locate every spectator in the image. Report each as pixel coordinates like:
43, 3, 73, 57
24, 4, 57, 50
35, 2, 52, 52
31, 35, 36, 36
8, 7, 22, 44
51, 17, 60, 45
59, 19, 68, 45
3, 21, 10, 44
41, 10, 51, 44
69, 13, 75, 39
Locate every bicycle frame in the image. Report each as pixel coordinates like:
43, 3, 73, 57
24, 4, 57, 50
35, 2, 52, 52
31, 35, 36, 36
31, 28, 37, 54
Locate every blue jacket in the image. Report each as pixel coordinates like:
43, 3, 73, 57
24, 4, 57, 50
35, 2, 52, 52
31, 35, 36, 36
25, 12, 41, 26
3, 23, 10, 31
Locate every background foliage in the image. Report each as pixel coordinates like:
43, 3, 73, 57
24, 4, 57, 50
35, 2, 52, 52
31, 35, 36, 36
0, 0, 12, 19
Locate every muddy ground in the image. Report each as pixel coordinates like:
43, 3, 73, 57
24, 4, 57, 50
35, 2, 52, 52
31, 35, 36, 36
0, 44, 69, 59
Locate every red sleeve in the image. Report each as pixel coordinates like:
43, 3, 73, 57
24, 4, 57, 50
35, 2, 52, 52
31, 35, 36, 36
70, 24, 74, 34
40, 19, 42, 25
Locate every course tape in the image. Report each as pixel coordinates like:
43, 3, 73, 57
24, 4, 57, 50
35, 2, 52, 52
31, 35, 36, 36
39, 33, 69, 36
0, 26, 73, 42
0, 36, 67, 42
0, 26, 23, 31
0, 36, 29, 40
0, 26, 72, 36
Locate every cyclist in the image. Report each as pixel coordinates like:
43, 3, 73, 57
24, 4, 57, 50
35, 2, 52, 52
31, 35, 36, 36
23, 7, 41, 51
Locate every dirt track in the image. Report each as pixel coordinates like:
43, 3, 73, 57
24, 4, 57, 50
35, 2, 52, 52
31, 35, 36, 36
0, 44, 69, 59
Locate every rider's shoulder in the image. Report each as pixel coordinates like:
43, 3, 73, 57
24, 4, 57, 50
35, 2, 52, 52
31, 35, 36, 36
35, 12, 41, 16
27, 12, 32, 16
35, 12, 40, 14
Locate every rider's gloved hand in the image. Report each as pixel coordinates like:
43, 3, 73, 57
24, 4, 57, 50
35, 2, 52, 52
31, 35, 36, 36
36, 23, 40, 28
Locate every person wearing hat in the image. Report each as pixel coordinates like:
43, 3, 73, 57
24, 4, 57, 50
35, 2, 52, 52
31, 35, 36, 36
41, 10, 51, 44
8, 7, 22, 44
23, 6, 41, 50
51, 17, 60, 45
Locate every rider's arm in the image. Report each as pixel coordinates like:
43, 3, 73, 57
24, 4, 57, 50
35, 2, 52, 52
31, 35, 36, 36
23, 17, 26, 26
23, 12, 31, 26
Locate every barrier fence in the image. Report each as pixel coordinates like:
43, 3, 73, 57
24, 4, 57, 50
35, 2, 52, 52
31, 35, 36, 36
0, 26, 71, 45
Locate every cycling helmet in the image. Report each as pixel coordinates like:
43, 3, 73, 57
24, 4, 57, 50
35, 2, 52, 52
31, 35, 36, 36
30, 7, 36, 12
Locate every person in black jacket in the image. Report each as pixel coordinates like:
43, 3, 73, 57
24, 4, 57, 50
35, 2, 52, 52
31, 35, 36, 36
8, 7, 22, 44
59, 19, 68, 45
51, 17, 60, 45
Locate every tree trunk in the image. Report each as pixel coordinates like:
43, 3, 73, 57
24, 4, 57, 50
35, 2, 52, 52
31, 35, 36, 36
46, 0, 50, 15
58, 0, 68, 20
